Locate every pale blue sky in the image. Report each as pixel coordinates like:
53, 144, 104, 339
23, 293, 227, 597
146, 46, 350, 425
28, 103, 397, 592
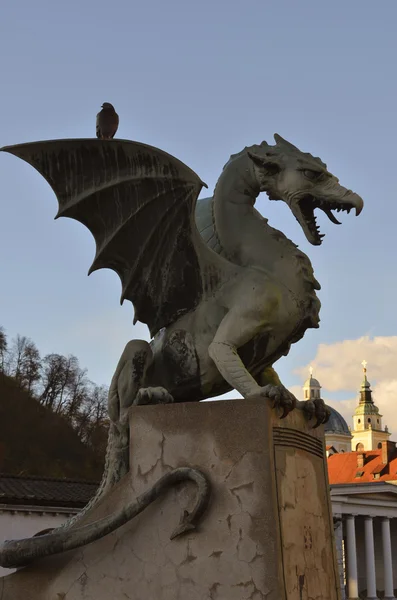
0, 0, 395, 402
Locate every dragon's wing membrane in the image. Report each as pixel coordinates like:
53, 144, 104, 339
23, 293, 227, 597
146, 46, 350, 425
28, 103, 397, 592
1, 139, 217, 336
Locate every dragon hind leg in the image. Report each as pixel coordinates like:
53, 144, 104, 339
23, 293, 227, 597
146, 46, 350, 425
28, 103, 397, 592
134, 386, 174, 405
107, 339, 165, 484
108, 339, 154, 426
108, 338, 174, 411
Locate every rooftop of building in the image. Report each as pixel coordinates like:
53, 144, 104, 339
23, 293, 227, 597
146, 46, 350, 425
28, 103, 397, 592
324, 406, 351, 436
327, 441, 397, 484
303, 374, 321, 388
0, 473, 99, 508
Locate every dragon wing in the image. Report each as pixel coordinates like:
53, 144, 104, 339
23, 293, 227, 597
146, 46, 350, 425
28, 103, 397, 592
1, 139, 230, 337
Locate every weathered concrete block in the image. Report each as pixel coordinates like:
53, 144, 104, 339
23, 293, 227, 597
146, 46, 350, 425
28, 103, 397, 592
0, 398, 340, 599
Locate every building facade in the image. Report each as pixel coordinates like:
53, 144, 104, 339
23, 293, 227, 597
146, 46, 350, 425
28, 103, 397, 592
331, 483, 397, 600
0, 474, 98, 577
304, 363, 397, 600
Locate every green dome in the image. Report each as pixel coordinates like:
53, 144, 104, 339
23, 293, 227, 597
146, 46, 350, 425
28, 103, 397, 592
354, 403, 380, 416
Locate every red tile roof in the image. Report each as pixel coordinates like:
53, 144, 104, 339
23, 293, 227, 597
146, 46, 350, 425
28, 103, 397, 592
328, 449, 397, 484
371, 464, 385, 475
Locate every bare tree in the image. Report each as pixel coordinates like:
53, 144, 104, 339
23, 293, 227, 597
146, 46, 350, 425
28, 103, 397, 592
75, 384, 109, 448
4, 330, 108, 457
0, 327, 7, 373
20, 341, 41, 394
90, 385, 108, 424
64, 364, 89, 419
8, 335, 41, 393
8, 335, 28, 383
40, 354, 69, 410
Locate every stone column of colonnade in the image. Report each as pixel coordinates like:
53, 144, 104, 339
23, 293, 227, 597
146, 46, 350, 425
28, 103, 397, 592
381, 517, 396, 600
333, 517, 346, 600
364, 516, 378, 600
345, 514, 396, 600
345, 514, 359, 600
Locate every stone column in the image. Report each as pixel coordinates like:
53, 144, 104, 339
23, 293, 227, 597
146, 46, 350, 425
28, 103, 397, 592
364, 516, 378, 599
381, 517, 396, 600
334, 517, 346, 600
345, 514, 359, 600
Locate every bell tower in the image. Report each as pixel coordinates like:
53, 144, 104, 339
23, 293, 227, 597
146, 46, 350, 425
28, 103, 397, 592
302, 366, 321, 400
351, 361, 390, 451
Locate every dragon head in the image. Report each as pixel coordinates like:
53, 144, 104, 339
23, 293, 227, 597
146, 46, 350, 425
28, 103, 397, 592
247, 134, 363, 245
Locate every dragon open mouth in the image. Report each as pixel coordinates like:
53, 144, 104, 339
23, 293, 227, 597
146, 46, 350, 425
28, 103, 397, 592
297, 194, 360, 245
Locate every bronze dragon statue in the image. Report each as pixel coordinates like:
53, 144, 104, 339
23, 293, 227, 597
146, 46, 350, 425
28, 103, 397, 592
0, 134, 363, 567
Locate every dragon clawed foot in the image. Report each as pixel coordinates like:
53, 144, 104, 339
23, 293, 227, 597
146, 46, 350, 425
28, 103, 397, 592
134, 386, 174, 406
299, 398, 331, 428
251, 384, 297, 419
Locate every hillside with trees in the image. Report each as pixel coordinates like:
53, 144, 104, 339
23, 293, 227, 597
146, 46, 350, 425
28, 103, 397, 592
0, 327, 108, 480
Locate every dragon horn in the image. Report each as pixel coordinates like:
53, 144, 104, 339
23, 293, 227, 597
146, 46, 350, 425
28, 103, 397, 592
273, 134, 299, 151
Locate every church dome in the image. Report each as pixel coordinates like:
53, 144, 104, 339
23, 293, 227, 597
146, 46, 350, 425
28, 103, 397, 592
303, 375, 321, 388
324, 406, 351, 436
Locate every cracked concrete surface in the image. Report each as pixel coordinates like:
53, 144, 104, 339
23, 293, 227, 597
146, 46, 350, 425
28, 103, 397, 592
0, 398, 340, 599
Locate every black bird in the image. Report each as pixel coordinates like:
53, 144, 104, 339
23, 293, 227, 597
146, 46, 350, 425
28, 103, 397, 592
96, 103, 119, 139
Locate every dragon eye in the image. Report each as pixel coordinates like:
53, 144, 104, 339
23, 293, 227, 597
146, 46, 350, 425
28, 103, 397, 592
303, 169, 324, 182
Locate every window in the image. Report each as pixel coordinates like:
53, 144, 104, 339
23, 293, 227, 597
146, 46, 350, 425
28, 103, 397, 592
311, 389, 314, 398
305, 390, 308, 399
358, 419, 361, 424
378, 443, 382, 449
368, 418, 371, 423
356, 443, 364, 451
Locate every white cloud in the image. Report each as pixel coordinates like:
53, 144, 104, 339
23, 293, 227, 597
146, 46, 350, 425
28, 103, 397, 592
371, 379, 397, 433
290, 336, 397, 438
294, 335, 397, 392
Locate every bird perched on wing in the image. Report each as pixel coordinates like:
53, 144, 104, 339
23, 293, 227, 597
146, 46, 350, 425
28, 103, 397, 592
96, 103, 119, 139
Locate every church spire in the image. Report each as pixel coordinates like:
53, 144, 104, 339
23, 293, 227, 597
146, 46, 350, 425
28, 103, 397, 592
359, 359, 373, 404
351, 360, 390, 449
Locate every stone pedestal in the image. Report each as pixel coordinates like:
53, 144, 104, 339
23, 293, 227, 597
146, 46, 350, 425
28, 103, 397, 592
0, 398, 341, 599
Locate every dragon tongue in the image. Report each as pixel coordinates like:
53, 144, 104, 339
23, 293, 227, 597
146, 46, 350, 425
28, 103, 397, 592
324, 208, 341, 225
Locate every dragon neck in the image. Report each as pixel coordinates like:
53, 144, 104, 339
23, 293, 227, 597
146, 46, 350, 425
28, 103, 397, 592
212, 152, 260, 262
212, 151, 319, 291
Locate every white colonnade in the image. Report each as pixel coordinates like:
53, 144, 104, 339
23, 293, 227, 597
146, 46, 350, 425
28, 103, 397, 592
343, 514, 395, 600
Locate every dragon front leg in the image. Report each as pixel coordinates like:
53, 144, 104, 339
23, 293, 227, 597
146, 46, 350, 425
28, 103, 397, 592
297, 398, 331, 428
258, 366, 298, 419
208, 298, 295, 418
259, 366, 330, 428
